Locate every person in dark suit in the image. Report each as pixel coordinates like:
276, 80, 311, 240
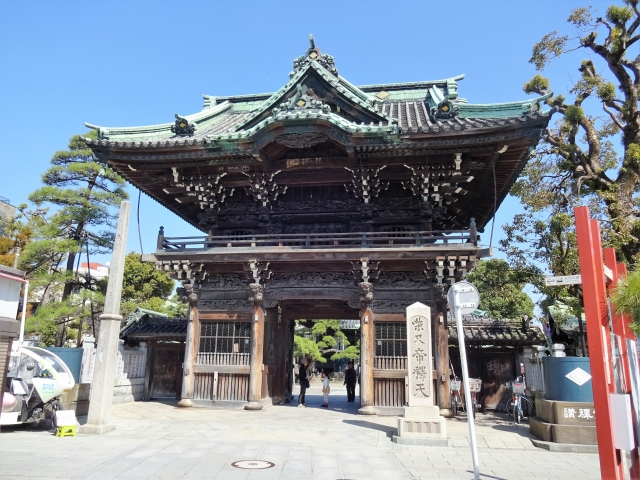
344, 361, 357, 402
297, 358, 310, 408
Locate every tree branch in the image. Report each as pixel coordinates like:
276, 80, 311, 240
602, 103, 626, 131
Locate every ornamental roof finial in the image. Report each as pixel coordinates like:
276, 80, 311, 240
309, 33, 315, 50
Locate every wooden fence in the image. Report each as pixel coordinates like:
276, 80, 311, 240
373, 356, 407, 407
193, 352, 250, 402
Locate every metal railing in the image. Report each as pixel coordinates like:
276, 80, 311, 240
158, 230, 477, 251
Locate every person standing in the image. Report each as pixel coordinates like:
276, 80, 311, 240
344, 361, 357, 402
321, 372, 330, 408
297, 358, 310, 408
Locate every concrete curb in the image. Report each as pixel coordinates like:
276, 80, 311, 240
531, 438, 598, 453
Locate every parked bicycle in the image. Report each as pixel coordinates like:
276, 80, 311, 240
468, 378, 482, 418
449, 361, 481, 418
506, 376, 533, 424
450, 377, 462, 417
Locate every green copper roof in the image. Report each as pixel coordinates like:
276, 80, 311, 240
84, 41, 551, 145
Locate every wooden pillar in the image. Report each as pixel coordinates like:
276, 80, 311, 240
246, 284, 265, 410
178, 299, 199, 407
273, 307, 287, 404
358, 305, 375, 414
434, 301, 451, 416
287, 318, 295, 398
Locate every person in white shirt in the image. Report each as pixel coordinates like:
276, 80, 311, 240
321, 372, 330, 408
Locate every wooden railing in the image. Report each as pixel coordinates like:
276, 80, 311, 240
374, 356, 407, 369
159, 229, 476, 252
196, 353, 250, 366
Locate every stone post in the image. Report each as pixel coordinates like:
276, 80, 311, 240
80, 201, 130, 434
393, 301, 448, 446
246, 284, 265, 410
358, 282, 376, 415
177, 284, 199, 407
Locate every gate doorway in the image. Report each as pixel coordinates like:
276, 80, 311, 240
147, 342, 185, 400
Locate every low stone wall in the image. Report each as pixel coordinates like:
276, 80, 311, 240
58, 378, 145, 415
530, 398, 597, 445
59, 384, 91, 416
112, 378, 145, 404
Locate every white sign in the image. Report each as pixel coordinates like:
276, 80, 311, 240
609, 394, 635, 451
544, 274, 582, 286
406, 302, 432, 406
54, 410, 77, 427
447, 281, 479, 315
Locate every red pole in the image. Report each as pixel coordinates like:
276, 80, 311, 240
574, 207, 623, 480
605, 251, 640, 479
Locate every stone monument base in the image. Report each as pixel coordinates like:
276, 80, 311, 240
392, 406, 449, 447
78, 423, 116, 435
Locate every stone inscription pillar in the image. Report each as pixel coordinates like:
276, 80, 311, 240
81, 201, 130, 435
246, 284, 265, 410
393, 301, 447, 445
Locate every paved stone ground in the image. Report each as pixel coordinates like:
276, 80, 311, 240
0, 384, 603, 479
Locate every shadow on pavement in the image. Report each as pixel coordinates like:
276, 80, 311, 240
342, 419, 395, 436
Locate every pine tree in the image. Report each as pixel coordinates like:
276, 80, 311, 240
27, 131, 128, 346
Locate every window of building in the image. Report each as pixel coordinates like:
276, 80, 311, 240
375, 322, 407, 357
199, 321, 251, 354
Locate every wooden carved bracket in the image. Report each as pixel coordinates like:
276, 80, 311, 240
243, 259, 273, 285
168, 167, 235, 211
344, 166, 388, 205
243, 171, 287, 208
351, 258, 380, 284
424, 255, 477, 286
159, 261, 209, 284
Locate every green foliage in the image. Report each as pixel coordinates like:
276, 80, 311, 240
0, 213, 35, 268
563, 105, 584, 125
117, 252, 177, 319
26, 289, 105, 346
121, 252, 175, 302
294, 336, 326, 363
519, 1, 640, 265
606, 4, 633, 23
331, 340, 360, 361
597, 82, 616, 103
501, 207, 583, 321
24, 131, 128, 345
611, 268, 640, 332
523, 74, 550, 95
530, 31, 568, 70
294, 319, 350, 363
163, 294, 189, 318
466, 259, 534, 319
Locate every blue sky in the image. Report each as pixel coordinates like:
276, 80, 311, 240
0, 0, 616, 302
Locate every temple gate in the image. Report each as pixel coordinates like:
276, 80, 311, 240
84, 37, 550, 413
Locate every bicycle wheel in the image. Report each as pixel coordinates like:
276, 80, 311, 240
521, 397, 533, 418
451, 396, 458, 417
505, 398, 515, 416
513, 397, 520, 424
472, 394, 477, 419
